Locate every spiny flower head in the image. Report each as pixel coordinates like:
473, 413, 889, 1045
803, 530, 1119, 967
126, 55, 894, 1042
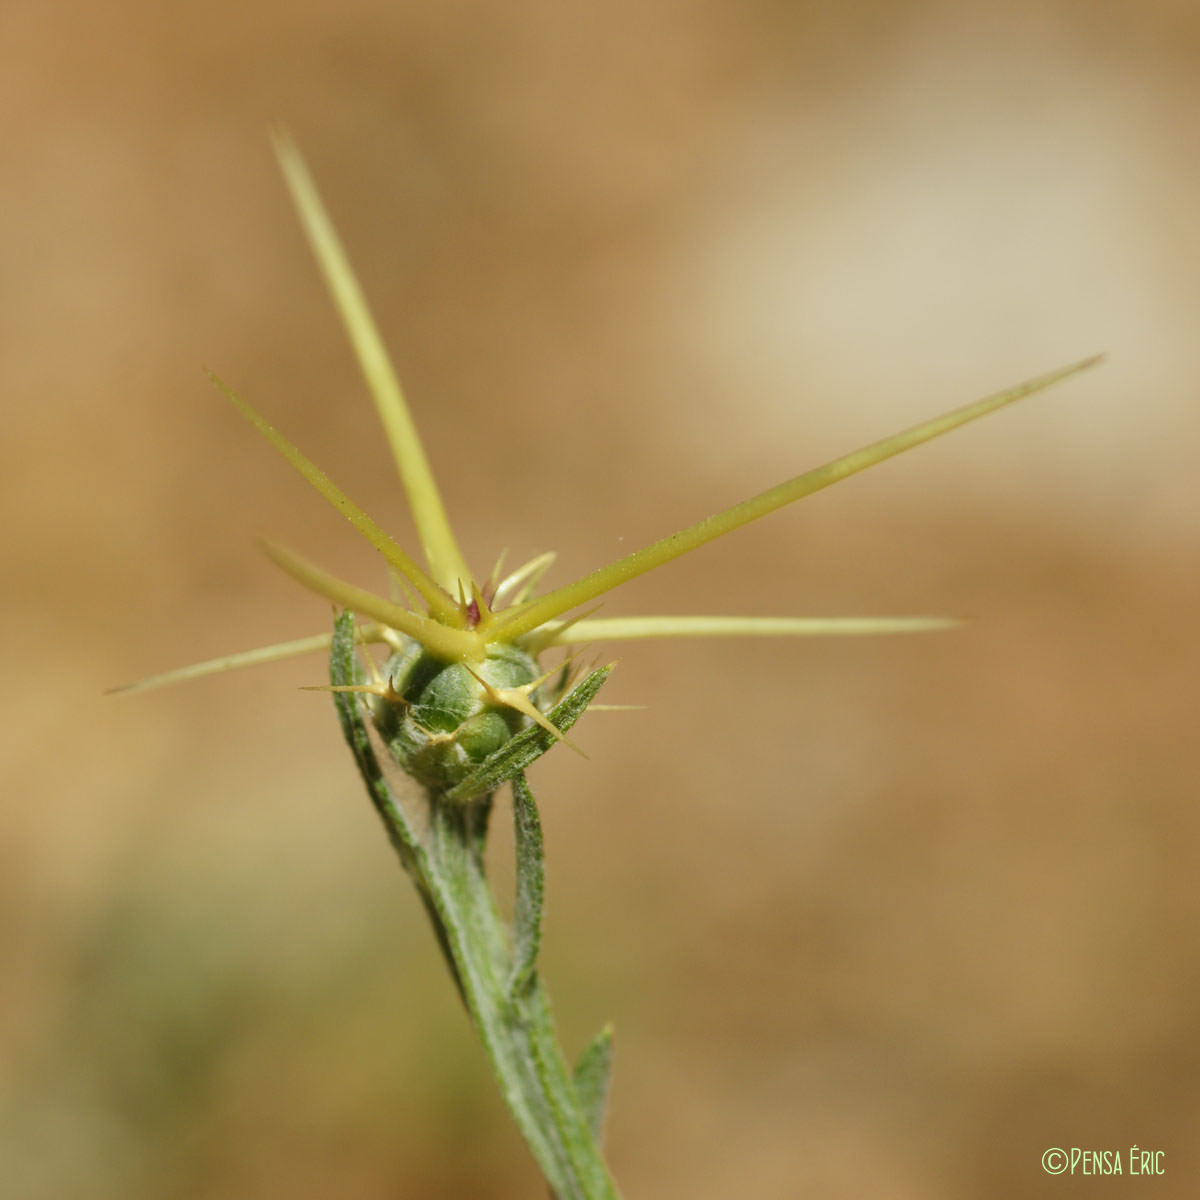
114, 132, 1101, 789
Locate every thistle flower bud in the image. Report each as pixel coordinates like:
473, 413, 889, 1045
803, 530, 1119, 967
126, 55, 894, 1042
372, 637, 542, 790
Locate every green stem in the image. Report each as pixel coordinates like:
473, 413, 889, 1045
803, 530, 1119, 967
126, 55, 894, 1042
329, 612, 619, 1198
427, 798, 618, 1198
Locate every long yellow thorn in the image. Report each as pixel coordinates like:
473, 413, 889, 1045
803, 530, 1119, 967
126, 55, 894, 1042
107, 625, 390, 696
528, 614, 961, 649
260, 540, 484, 663
209, 371, 459, 624
464, 667, 587, 758
271, 129, 472, 593
490, 357, 1103, 642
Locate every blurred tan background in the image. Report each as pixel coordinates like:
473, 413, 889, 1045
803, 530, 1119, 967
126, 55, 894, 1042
3, 1, 1198, 1196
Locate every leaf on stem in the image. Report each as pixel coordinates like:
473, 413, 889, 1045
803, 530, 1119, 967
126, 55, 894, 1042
573, 1025, 615, 1144
329, 610, 424, 875
509, 772, 544, 999
445, 665, 612, 803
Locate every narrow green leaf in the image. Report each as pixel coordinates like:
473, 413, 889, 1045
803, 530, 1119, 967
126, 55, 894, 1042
523, 988, 617, 1198
573, 1026, 615, 1145
510, 773, 544, 998
445, 665, 612, 803
329, 610, 423, 872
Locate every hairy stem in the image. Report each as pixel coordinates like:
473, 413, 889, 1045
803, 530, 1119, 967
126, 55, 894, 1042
330, 612, 618, 1197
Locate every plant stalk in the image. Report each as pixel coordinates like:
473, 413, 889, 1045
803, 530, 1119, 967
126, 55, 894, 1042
330, 612, 619, 1198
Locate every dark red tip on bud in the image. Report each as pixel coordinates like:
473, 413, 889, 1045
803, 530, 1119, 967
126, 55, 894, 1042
466, 599, 481, 628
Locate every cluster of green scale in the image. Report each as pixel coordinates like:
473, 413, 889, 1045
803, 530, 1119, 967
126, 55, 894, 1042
370, 635, 544, 791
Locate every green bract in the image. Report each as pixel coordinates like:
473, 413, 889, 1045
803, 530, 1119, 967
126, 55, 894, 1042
374, 639, 541, 789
